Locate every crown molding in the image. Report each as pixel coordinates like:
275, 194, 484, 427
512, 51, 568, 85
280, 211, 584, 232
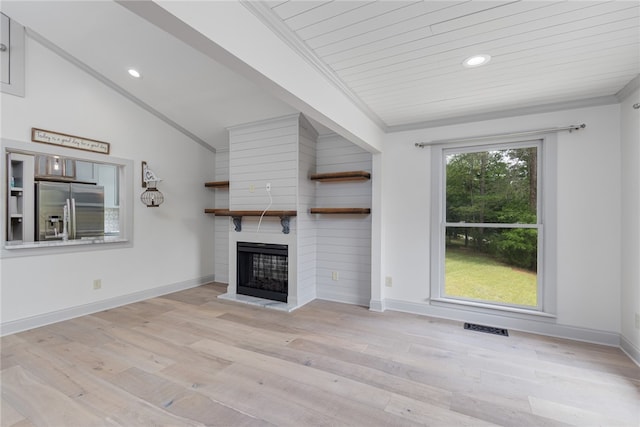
386, 95, 620, 133
25, 28, 216, 153
240, 0, 388, 132
616, 74, 640, 102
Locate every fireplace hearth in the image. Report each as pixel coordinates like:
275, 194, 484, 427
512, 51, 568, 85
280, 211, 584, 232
237, 242, 288, 303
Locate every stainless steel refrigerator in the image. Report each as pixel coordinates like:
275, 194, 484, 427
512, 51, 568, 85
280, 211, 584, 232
35, 181, 105, 241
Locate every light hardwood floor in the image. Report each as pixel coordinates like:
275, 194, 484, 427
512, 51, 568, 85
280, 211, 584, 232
2, 283, 639, 426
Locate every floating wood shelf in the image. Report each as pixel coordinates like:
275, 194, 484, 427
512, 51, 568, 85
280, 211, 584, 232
310, 208, 371, 215
204, 181, 230, 188
204, 208, 231, 215
310, 171, 370, 182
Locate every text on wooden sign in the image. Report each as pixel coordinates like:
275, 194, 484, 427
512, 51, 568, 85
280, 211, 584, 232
31, 128, 110, 154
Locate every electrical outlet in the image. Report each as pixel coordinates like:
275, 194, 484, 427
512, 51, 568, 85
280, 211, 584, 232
249, 184, 255, 193
93, 279, 102, 290
332, 271, 339, 281
635, 313, 640, 330
385, 276, 393, 287
266, 182, 271, 192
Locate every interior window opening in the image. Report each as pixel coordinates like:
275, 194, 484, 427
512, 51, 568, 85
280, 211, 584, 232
3, 139, 132, 253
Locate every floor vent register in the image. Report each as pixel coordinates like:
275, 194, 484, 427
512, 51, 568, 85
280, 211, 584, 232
464, 322, 509, 336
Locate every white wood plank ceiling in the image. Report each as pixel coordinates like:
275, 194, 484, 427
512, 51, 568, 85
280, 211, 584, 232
260, 0, 640, 129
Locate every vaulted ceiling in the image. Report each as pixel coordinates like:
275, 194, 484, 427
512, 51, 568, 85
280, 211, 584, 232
1, 0, 298, 151
2, 1, 639, 150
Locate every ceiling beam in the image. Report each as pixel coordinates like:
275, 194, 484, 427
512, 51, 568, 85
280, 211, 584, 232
117, 0, 384, 154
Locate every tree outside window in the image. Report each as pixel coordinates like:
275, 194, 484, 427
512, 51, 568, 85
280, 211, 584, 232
444, 144, 540, 308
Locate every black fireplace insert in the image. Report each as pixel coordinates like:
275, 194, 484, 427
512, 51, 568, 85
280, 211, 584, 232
237, 242, 288, 303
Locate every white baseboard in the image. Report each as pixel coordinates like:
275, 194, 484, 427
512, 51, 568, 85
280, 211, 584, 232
368, 298, 386, 312
5, 285, 636, 366
0, 275, 215, 337
620, 335, 640, 367
383, 298, 621, 347
296, 292, 318, 308
316, 293, 369, 307
214, 273, 229, 284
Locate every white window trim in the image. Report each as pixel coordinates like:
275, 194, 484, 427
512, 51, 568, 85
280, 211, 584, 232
429, 135, 557, 319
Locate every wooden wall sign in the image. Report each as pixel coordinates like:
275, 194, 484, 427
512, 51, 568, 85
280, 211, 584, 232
31, 128, 110, 155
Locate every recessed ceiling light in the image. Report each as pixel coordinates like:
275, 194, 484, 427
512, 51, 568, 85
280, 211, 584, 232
128, 68, 141, 78
463, 54, 491, 68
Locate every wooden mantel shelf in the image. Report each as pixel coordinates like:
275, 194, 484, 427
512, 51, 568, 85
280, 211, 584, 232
204, 181, 229, 188
310, 208, 371, 215
204, 209, 296, 217
229, 210, 297, 217
310, 171, 370, 182
204, 209, 297, 234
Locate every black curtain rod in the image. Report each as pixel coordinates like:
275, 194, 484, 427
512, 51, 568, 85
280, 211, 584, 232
415, 124, 586, 148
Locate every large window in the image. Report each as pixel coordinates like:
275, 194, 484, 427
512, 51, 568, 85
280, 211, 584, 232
431, 138, 556, 315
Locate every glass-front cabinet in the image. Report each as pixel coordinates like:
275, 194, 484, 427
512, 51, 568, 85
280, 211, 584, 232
6, 152, 34, 242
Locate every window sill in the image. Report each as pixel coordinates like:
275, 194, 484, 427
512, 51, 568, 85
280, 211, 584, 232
2, 236, 131, 258
5, 236, 128, 250
430, 297, 557, 320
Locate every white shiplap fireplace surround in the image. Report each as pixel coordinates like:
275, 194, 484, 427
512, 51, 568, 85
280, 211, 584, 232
218, 114, 318, 311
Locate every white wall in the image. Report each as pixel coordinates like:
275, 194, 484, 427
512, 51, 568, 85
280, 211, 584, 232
620, 86, 640, 360
315, 134, 372, 306
229, 115, 299, 214
0, 34, 216, 331
212, 149, 230, 283
379, 104, 622, 342
296, 117, 318, 306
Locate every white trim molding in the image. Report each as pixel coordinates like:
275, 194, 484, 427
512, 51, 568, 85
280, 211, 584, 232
369, 299, 386, 312
383, 298, 621, 348
318, 295, 370, 308
0, 275, 215, 336
620, 335, 640, 367
616, 74, 640, 102
388, 96, 618, 133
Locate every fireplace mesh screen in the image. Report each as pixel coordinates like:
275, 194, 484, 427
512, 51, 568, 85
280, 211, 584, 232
237, 242, 288, 302
251, 253, 288, 291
